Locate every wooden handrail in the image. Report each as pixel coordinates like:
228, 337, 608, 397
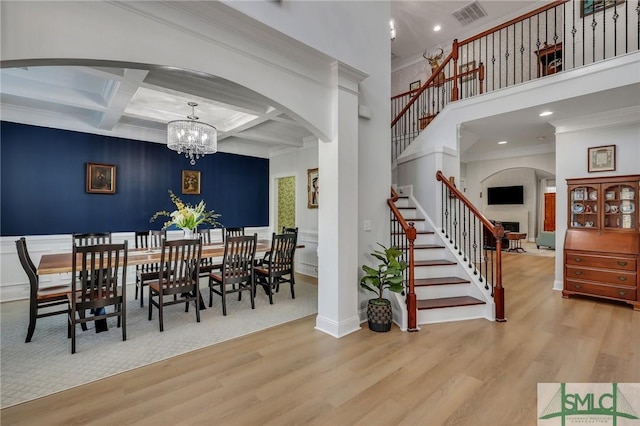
459, 1, 569, 46
436, 171, 505, 322
391, 49, 456, 128
388, 188, 418, 331
435, 171, 504, 239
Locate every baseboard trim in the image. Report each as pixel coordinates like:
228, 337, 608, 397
314, 314, 361, 338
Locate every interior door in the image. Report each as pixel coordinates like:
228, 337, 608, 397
544, 192, 556, 231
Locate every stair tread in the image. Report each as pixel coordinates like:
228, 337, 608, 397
391, 230, 434, 235
413, 277, 470, 286
417, 296, 486, 310
413, 244, 444, 250
414, 259, 456, 267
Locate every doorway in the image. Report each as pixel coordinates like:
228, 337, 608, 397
276, 176, 296, 231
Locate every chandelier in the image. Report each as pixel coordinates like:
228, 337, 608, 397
167, 102, 217, 165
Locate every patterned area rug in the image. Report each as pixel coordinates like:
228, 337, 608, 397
0, 279, 318, 408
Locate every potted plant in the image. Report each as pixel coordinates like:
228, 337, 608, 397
360, 243, 407, 332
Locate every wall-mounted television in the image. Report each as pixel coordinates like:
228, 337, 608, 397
487, 185, 524, 205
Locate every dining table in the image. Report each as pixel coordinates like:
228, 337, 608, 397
37, 239, 298, 321
37, 240, 277, 275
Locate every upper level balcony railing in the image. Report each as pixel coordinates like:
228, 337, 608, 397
391, 0, 640, 162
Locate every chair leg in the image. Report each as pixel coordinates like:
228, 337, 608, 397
250, 281, 255, 310
135, 281, 139, 300
268, 279, 274, 305
148, 290, 153, 321
122, 301, 127, 342
25, 301, 37, 343
195, 289, 201, 323
209, 283, 214, 308
221, 285, 227, 316
79, 309, 88, 331
70, 311, 76, 354
140, 283, 145, 307
159, 294, 164, 332
291, 274, 296, 299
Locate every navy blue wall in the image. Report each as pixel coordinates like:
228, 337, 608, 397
1, 122, 268, 236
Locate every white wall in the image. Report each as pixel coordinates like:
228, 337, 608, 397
554, 108, 640, 290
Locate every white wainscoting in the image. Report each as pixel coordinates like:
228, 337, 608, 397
0, 228, 275, 302
295, 230, 318, 278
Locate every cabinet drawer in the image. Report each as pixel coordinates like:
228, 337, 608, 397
565, 280, 636, 301
565, 266, 636, 285
565, 253, 637, 271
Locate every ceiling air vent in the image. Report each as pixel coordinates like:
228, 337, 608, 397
452, 1, 487, 26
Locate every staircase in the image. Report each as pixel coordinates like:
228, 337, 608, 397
390, 188, 496, 328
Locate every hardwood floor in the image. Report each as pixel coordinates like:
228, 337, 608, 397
2, 253, 638, 425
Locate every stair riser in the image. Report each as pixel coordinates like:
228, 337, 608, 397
394, 199, 411, 208
413, 265, 461, 279
417, 304, 489, 325
413, 250, 451, 262
415, 284, 471, 299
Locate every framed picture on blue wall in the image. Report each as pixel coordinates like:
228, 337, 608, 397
182, 170, 201, 195
86, 162, 116, 194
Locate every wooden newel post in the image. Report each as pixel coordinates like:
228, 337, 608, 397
451, 39, 459, 101
494, 225, 506, 322
406, 222, 418, 331
479, 62, 485, 95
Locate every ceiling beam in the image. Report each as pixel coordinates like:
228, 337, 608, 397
97, 69, 149, 130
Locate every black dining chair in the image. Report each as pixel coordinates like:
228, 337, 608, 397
148, 239, 202, 332
16, 237, 72, 343
134, 230, 167, 307
222, 227, 245, 242
72, 232, 112, 246
208, 234, 257, 316
255, 232, 297, 304
68, 241, 128, 354
200, 227, 245, 283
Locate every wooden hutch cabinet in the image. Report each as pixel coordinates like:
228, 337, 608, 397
564, 175, 640, 310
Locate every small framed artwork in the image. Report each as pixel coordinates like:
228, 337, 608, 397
307, 168, 318, 209
581, 0, 624, 18
86, 163, 116, 194
459, 60, 476, 83
182, 170, 201, 195
588, 145, 616, 173
409, 80, 421, 91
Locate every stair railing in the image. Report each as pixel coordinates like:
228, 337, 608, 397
391, 0, 639, 161
436, 171, 506, 322
388, 188, 418, 331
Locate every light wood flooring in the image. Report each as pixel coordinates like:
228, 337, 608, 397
2, 253, 639, 425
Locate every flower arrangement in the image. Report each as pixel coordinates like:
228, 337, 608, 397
150, 190, 221, 231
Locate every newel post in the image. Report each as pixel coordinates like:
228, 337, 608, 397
406, 222, 418, 331
451, 39, 459, 101
494, 225, 506, 322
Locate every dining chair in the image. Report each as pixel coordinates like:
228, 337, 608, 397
196, 228, 221, 279
255, 232, 297, 304
208, 234, 257, 316
255, 227, 298, 277
148, 239, 202, 332
223, 227, 245, 242
72, 232, 112, 246
16, 237, 72, 343
68, 241, 128, 354
134, 230, 167, 307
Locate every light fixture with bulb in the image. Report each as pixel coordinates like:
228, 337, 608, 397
167, 102, 217, 165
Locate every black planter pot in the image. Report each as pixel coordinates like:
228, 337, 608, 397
367, 298, 392, 332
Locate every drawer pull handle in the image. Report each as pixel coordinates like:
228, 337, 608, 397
574, 271, 583, 276
575, 284, 582, 289
574, 257, 582, 262
617, 261, 628, 266
618, 276, 627, 282
618, 290, 627, 296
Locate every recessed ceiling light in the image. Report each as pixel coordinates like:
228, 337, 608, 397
539, 111, 553, 117
498, 140, 508, 145
433, 25, 441, 32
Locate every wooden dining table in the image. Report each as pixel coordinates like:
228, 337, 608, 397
37, 240, 275, 275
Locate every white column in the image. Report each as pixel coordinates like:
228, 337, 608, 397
315, 62, 367, 338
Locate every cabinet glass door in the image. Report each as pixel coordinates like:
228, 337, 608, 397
570, 185, 598, 229
603, 183, 637, 230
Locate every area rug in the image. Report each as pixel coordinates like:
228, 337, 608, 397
520, 241, 556, 257
0, 280, 318, 408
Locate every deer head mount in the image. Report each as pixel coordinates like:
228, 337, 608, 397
423, 47, 444, 67
423, 47, 445, 85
